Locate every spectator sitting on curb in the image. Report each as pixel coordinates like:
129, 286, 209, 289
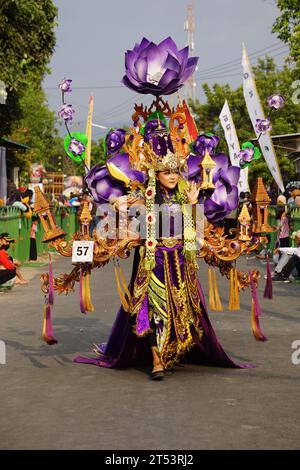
0, 233, 16, 287
0, 233, 28, 286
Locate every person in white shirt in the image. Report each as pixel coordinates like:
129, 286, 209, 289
270, 230, 300, 282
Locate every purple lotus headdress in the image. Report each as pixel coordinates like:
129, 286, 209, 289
122, 37, 198, 96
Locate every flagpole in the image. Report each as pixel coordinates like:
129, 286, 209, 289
85, 95, 94, 172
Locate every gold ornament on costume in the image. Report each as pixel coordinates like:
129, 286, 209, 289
125, 98, 191, 175
34, 187, 65, 242
251, 178, 273, 234
200, 150, 216, 190
238, 204, 252, 241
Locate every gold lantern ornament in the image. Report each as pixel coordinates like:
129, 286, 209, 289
251, 178, 273, 234
238, 203, 251, 241
34, 186, 65, 242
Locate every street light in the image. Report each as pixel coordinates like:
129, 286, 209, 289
0, 81, 7, 105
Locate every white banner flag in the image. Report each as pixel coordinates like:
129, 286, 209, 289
242, 44, 284, 192
219, 100, 249, 193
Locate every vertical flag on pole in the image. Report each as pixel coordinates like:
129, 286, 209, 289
219, 100, 249, 193
85, 95, 94, 171
242, 44, 284, 192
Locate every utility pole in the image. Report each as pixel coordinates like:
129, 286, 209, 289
184, 3, 196, 102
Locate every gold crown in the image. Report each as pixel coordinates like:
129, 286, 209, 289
142, 142, 187, 172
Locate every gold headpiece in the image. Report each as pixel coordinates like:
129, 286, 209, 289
142, 142, 186, 172
124, 98, 191, 175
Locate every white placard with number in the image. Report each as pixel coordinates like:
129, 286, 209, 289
72, 241, 94, 263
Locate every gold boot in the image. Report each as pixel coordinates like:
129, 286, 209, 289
151, 346, 164, 380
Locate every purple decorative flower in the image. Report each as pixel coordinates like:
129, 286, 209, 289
267, 93, 285, 110
255, 118, 272, 135
192, 134, 220, 158
144, 119, 166, 142
186, 153, 240, 223
106, 129, 126, 155
85, 153, 146, 204
122, 37, 198, 96
68, 138, 85, 156
238, 146, 254, 165
58, 104, 75, 122
204, 155, 240, 223
59, 78, 72, 93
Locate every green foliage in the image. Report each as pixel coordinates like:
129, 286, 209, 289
0, 0, 57, 134
272, 0, 300, 71
189, 58, 300, 188
8, 84, 58, 178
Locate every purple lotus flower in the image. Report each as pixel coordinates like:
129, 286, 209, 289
68, 138, 85, 156
59, 79, 72, 93
255, 118, 272, 135
267, 93, 285, 110
106, 129, 126, 155
192, 134, 220, 158
58, 104, 75, 122
238, 146, 254, 165
122, 37, 198, 96
144, 119, 166, 142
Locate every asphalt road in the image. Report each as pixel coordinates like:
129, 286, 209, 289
0, 253, 299, 450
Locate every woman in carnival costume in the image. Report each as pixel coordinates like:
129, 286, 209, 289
71, 37, 256, 379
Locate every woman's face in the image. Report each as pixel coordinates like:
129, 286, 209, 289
156, 169, 180, 190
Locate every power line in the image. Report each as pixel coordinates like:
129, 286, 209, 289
198, 48, 289, 78
196, 42, 288, 75
197, 51, 289, 81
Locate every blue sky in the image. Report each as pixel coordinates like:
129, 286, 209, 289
43, 0, 287, 137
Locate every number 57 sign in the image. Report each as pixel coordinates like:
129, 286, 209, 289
72, 240, 94, 263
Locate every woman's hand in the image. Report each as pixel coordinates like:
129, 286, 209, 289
185, 181, 201, 204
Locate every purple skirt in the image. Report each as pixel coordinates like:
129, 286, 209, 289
75, 247, 253, 370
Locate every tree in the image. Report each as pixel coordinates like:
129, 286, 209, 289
189, 57, 300, 188
272, 0, 300, 71
8, 84, 58, 178
0, 0, 57, 134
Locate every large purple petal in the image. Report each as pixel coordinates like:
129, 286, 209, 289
159, 78, 181, 95
125, 51, 139, 81
135, 37, 151, 53
157, 36, 178, 54
135, 56, 148, 82
226, 186, 239, 211
107, 153, 147, 184
95, 179, 124, 203
163, 53, 181, 73
187, 154, 202, 178
177, 46, 189, 69
85, 164, 125, 204
121, 75, 142, 92
211, 184, 227, 207
178, 62, 198, 84
158, 68, 178, 88
222, 166, 240, 187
